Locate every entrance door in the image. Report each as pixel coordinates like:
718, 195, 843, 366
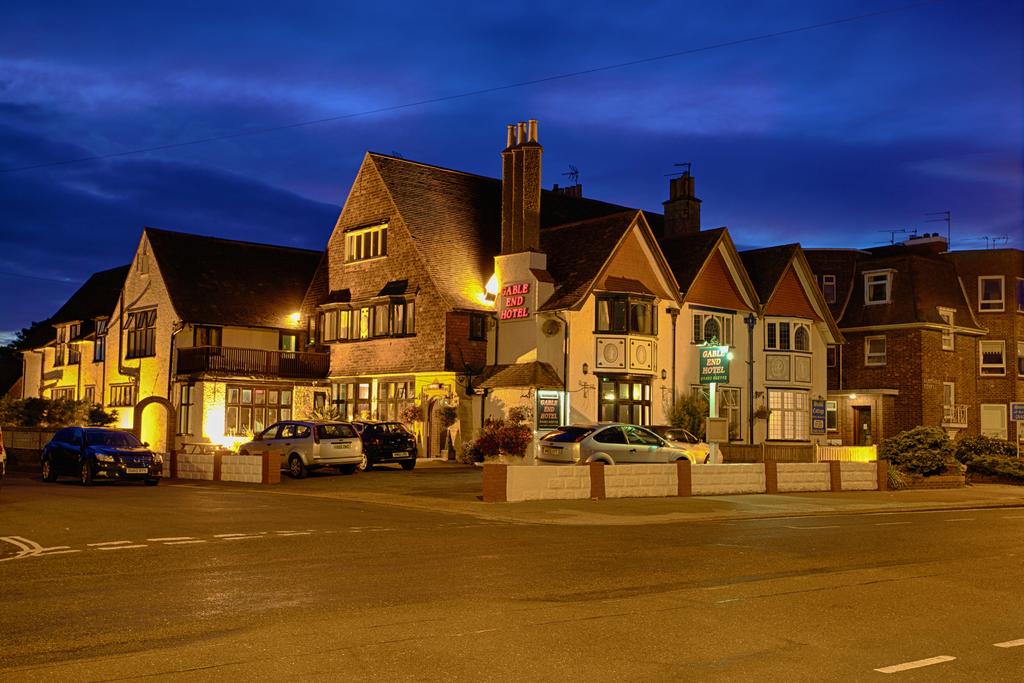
853, 406, 872, 446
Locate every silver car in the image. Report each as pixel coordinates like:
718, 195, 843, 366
537, 423, 697, 465
239, 421, 363, 478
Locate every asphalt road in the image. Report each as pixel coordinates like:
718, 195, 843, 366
2, 471, 1023, 681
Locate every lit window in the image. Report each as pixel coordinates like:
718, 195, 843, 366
767, 390, 809, 441
225, 384, 292, 436
109, 384, 136, 407
938, 308, 955, 351
980, 340, 1005, 376
793, 325, 810, 352
345, 224, 388, 263
766, 320, 808, 351
864, 270, 892, 304
978, 276, 1004, 312
865, 336, 886, 366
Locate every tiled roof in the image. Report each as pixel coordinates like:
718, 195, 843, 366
478, 361, 564, 389
539, 211, 642, 311
739, 244, 800, 304
803, 249, 863, 321
657, 228, 728, 293
46, 265, 130, 343
145, 228, 323, 328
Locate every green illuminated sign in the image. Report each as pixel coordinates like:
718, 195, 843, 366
699, 345, 730, 384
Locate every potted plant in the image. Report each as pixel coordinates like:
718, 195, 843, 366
467, 405, 533, 464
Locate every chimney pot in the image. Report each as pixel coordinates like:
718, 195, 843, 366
506, 124, 515, 149
517, 122, 527, 146
528, 119, 538, 143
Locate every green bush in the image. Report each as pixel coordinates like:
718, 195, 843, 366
0, 397, 115, 427
667, 393, 707, 439
879, 426, 955, 476
965, 455, 1024, 483
87, 405, 118, 426
954, 435, 1017, 464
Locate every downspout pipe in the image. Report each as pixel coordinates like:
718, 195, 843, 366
554, 311, 569, 424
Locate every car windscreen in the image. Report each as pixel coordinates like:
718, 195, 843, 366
665, 429, 698, 443
85, 430, 142, 448
541, 426, 594, 442
366, 423, 410, 435
317, 424, 356, 439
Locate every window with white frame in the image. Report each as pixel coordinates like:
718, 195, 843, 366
345, 224, 388, 263
1017, 279, 1024, 313
766, 320, 811, 352
979, 340, 1005, 376
719, 386, 741, 440
1018, 341, 1024, 377
821, 274, 836, 304
980, 404, 1008, 440
938, 308, 955, 351
691, 310, 732, 345
825, 400, 838, 431
978, 276, 1004, 312
109, 384, 136, 407
52, 387, 75, 401
942, 381, 955, 407
864, 270, 892, 304
319, 300, 415, 342
767, 389, 809, 441
865, 336, 886, 366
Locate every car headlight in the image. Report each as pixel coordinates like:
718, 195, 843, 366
95, 454, 115, 463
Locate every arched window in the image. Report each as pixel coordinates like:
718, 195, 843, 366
703, 318, 720, 344
794, 325, 810, 351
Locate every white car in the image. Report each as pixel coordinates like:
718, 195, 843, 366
239, 420, 363, 478
649, 425, 711, 464
537, 423, 700, 465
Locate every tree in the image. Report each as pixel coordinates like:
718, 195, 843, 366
667, 392, 708, 439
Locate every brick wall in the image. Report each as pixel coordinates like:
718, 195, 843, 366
444, 312, 487, 372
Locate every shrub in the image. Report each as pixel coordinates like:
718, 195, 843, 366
468, 405, 533, 459
87, 405, 118, 426
879, 426, 955, 476
438, 405, 459, 429
307, 404, 343, 422
0, 397, 97, 427
667, 393, 707, 439
966, 455, 1024, 484
954, 435, 1017, 464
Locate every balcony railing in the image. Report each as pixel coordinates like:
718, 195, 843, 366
942, 403, 968, 427
177, 346, 329, 380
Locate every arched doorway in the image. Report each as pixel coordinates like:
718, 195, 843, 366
133, 396, 176, 453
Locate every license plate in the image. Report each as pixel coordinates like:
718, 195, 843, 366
543, 447, 559, 456
125, 467, 148, 474
331, 442, 351, 448
392, 451, 408, 458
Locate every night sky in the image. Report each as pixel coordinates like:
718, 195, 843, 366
1, 0, 1021, 340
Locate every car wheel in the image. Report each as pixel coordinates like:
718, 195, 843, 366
400, 459, 416, 471
42, 458, 58, 482
338, 464, 357, 475
80, 462, 94, 486
288, 455, 307, 479
357, 454, 372, 472
144, 478, 160, 486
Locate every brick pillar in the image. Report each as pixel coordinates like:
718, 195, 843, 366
676, 459, 692, 497
482, 463, 508, 503
589, 462, 606, 500
764, 460, 779, 494
829, 460, 842, 492
213, 453, 223, 482
261, 451, 281, 484
876, 459, 888, 491
169, 451, 178, 479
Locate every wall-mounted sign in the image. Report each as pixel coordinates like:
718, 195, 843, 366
811, 399, 827, 435
499, 282, 531, 320
699, 345, 730, 384
537, 390, 563, 430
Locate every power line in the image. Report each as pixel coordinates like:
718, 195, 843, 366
0, 0, 945, 175
0, 270, 78, 285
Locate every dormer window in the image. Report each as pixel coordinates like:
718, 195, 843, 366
978, 276, 1004, 312
345, 223, 388, 263
864, 270, 892, 304
938, 307, 955, 351
820, 274, 836, 304
597, 294, 657, 336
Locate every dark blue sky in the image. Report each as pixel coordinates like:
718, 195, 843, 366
1, 0, 1021, 338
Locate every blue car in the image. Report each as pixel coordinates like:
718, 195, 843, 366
41, 427, 163, 486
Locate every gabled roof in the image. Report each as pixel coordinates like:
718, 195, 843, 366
478, 361, 563, 390
739, 244, 800, 304
32, 265, 131, 346
145, 228, 322, 328
658, 228, 728, 293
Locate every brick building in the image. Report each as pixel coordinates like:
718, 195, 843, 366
806, 235, 1022, 445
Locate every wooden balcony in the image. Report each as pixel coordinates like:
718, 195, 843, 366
942, 403, 968, 428
176, 346, 329, 380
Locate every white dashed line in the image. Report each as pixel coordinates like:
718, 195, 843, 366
874, 522, 912, 526
784, 525, 841, 530
223, 535, 264, 541
147, 537, 194, 542
1001, 515, 1024, 519
945, 518, 974, 522
97, 544, 148, 551
874, 656, 956, 674
213, 533, 248, 538
87, 541, 133, 547
164, 540, 207, 545
37, 549, 82, 556
275, 532, 311, 536
994, 639, 1024, 648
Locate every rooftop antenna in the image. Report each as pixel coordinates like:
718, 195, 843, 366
925, 210, 951, 245
993, 235, 1008, 248
877, 227, 907, 245
665, 162, 692, 178
562, 164, 580, 186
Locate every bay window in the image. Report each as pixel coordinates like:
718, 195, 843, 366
597, 295, 657, 336
767, 389, 809, 441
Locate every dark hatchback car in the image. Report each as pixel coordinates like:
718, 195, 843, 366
352, 421, 417, 471
42, 427, 163, 486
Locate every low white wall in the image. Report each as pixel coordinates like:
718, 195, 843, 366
221, 455, 263, 483
840, 462, 878, 491
692, 464, 765, 495
177, 453, 215, 480
506, 466, 590, 502
605, 464, 677, 499
777, 463, 831, 492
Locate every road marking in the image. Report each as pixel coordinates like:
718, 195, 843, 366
164, 540, 207, 545
97, 544, 148, 550
275, 531, 311, 536
994, 639, 1024, 648
874, 656, 956, 674
87, 540, 133, 547
1002, 516, 1024, 519
784, 525, 841, 530
213, 533, 248, 538
874, 522, 912, 526
37, 549, 82, 556
147, 537, 194, 542
716, 598, 742, 604
945, 518, 974, 522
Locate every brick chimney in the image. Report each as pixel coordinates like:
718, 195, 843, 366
501, 119, 542, 253
662, 171, 701, 238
